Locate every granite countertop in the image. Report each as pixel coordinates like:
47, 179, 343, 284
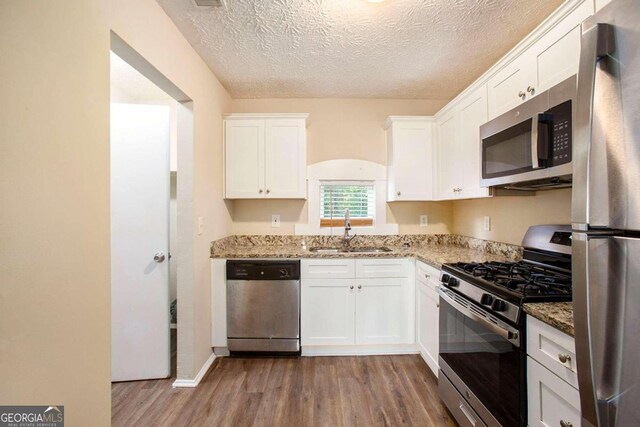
210, 234, 522, 270
523, 302, 574, 336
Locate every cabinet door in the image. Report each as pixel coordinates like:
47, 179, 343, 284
436, 111, 461, 200
533, 0, 593, 92
301, 278, 355, 346
417, 280, 439, 376
528, 357, 581, 427
224, 120, 265, 199
487, 54, 537, 119
355, 278, 413, 345
387, 120, 434, 201
459, 86, 491, 199
264, 119, 306, 199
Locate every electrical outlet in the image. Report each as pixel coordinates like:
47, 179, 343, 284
271, 214, 281, 228
483, 215, 491, 231
197, 216, 204, 235
420, 215, 428, 227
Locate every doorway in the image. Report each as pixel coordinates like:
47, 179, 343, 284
109, 33, 194, 383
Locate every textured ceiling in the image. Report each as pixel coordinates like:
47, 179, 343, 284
156, 0, 563, 99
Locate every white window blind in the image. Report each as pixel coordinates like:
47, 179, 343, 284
319, 182, 375, 223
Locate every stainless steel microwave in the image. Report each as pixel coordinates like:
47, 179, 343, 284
480, 76, 576, 190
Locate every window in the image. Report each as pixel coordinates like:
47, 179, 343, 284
319, 181, 375, 227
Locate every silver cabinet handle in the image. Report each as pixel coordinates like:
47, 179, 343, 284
424, 274, 430, 279
266, 189, 270, 194
258, 189, 263, 194
527, 86, 536, 95
518, 91, 526, 100
349, 285, 354, 290
558, 354, 572, 363
153, 252, 165, 263
357, 285, 362, 290
397, 191, 401, 196
560, 421, 573, 427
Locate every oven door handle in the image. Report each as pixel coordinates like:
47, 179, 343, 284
438, 288, 520, 347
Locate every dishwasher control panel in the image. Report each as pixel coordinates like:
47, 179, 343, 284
226, 260, 300, 281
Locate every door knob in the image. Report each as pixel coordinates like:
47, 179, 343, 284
527, 86, 535, 95
258, 189, 263, 194
558, 353, 572, 363
518, 91, 526, 100
266, 189, 271, 194
397, 191, 401, 196
153, 252, 166, 263
560, 421, 573, 427
349, 285, 354, 290
357, 285, 362, 290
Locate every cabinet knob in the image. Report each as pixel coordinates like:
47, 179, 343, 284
397, 191, 401, 196
357, 285, 362, 290
425, 274, 430, 279
558, 354, 572, 364
349, 285, 354, 290
518, 91, 526, 100
527, 86, 536, 95
266, 189, 270, 194
560, 421, 573, 427
258, 189, 263, 194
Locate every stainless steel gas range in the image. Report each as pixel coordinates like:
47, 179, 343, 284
437, 225, 572, 427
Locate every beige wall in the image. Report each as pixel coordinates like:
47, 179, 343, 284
1, 0, 232, 424
229, 98, 450, 235
452, 189, 572, 245
0, 1, 111, 425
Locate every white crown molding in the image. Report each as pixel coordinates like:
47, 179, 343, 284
172, 352, 216, 388
384, 116, 436, 130
223, 113, 310, 126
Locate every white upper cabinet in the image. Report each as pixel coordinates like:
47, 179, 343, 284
224, 114, 308, 199
385, 117, 436, 201
437, 86, 491, 200
487, 0, 594, 119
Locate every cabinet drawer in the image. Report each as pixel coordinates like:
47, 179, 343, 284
416, 260, 440, 286
301, 259, 356, 279
527, 316, 578, 388
356, 258, 409, 278
528, 357, 581, 427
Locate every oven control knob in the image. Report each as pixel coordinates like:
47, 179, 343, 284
447, 277, 459, 287
492, 299, 507, 312
441, 274, 450, 284
480, 294, 494, 305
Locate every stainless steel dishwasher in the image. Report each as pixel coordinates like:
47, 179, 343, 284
226, 260, 300, 353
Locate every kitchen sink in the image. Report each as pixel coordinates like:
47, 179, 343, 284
308, 246, 393, 254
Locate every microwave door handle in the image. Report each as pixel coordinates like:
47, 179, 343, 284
531, 114, 540, 169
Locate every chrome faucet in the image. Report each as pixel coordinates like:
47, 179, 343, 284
343, 208, 356, 245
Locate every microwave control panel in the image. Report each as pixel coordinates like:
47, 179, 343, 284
549, 100, 572, 166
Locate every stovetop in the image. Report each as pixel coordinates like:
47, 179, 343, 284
441, 260, 572, 306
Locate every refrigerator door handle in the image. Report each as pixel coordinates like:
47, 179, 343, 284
572, 23, 615, 228
572, 232, 598, 426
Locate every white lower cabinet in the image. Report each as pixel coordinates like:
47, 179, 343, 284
301, 278, 355, 346
527, 315, 581, 427
528, 357, 581, 427
415, 261, 440, 376
301, 258, 413, 352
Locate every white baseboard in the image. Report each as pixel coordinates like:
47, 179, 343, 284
301, 344, 418, 356
172, 352, 216, 388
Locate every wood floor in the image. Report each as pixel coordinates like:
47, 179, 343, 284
112, 353, 456, 427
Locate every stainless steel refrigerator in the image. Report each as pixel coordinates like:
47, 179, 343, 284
573, 0, 640, 426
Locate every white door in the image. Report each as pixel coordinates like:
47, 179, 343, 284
417, 280, 439, 376
224, 120, 265, 199
390, 121, 434, 201
437, 112, 461, 200
355, 278, 411, 345
264, 119, 306, 198
487, 54, 537, 119
111, 103, 170, 382
301, 279, 356, 346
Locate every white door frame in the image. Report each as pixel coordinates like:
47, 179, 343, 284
110, 32, 196, 384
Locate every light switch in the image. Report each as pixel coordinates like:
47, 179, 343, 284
197, 216, 204, 235
420, 215, 428, 227
271, 214, 281, 228
483, 216, 491, 231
